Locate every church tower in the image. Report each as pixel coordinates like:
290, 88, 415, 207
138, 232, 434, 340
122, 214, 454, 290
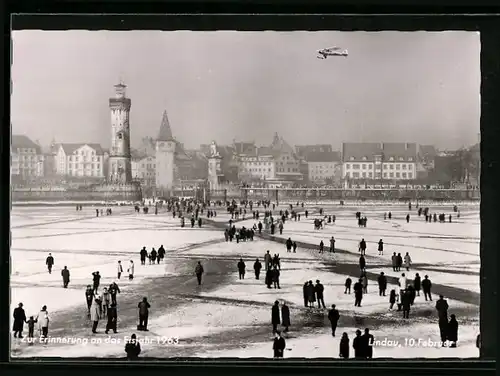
155, 110, 176, 196
108, 82, 132, 183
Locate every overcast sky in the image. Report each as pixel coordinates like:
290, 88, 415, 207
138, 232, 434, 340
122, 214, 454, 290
11, 31, 480, 150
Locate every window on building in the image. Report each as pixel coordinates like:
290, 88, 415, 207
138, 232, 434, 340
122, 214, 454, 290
389, 157, 394, 161
362, 172, 366, 178
353, 172, 359, 178
408, 157, 413, 161
368, 172, 373, 178
396, 164, 400, 170
389, 172, 394, 178
362, 164, 366, 169
402, 172, 407, 178
369, 165, 373, 169
395, 172, 400, 178
402, 164, 407, 170
345, 164, 350, 169
408, 172, 413, 178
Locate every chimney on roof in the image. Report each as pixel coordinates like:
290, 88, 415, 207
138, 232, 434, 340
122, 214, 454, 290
380, 142, 384, 150
405, 143, 408, 150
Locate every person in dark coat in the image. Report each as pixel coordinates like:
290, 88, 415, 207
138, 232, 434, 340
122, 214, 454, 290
26, 316, 37, 342
92, 271, 101, 294
407, 285, 416, 305
344, 277, 352, 294
105, 302, 118, 334
389, 289, 396, 310
140, 247, 148, 265
306, 281, 316, 307
281, 303, 290, 332
272, 267, 281, 289
237, 258, 246, 280
271, 300, 281, 334
328, 304, 340, 336
315, 280, 326, 308
353, 279, 363, 307
422, 275, 432, 301
265, 269, 273, 289
352, 329, 363, 359
254, 259, 262, 279
85, 285, 94, 315
358, 239, 366, 255
138, 297, 151, 331
157, 245, 165, 264
273, 331, 286, 358
109, 282, 120, 305
413, 273, 421, 296
401, 291, 411, 319
303, 282, 308, 307
359, 255, 366, 271
125, 334, 141, 360
61, 266, 70, 288
448, 314, 458, 348
339, 332, 350, 358
396, 253, 403, 272
378, 239, 384, 255
195, 262, 204, 285
319, 240, 324, 253
436, 295, 449, 344
377, 272, 387, 296
361, 328, 375, 359
12, 303, 27, 338
46, 253, 54, 274
391, 252, 398, 272
150, 248, 157, 264
292, 242, 297, 253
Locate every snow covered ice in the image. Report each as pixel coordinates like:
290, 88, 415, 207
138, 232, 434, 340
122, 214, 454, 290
10, 203, 480, 359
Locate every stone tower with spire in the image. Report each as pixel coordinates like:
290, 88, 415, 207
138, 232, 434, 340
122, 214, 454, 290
155, 111, 176, 196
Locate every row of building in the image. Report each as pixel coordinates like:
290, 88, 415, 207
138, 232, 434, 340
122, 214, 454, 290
10, 131, 479, 188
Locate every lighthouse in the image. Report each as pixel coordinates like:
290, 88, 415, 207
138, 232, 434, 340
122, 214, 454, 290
108, 82, 132, 184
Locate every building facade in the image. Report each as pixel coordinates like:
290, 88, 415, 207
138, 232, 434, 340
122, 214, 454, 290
108, 82, 133, 184
55, 143, 105, 178
271, 133, 302, 183
305, 151, 342, 184
131, 155, 156, 187
11, 135, 44, 179
342, 142, 417, 181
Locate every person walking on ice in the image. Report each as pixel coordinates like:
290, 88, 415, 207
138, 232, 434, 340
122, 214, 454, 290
404, 252, 412, 271
127, 260, 135, 280
195, 261, 204, 285
46, 253, 54, 274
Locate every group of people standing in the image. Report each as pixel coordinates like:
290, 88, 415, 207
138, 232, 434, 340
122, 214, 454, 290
139, 246, 166, 265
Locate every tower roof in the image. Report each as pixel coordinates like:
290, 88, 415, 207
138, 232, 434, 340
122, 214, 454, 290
157, 110, 175, 142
